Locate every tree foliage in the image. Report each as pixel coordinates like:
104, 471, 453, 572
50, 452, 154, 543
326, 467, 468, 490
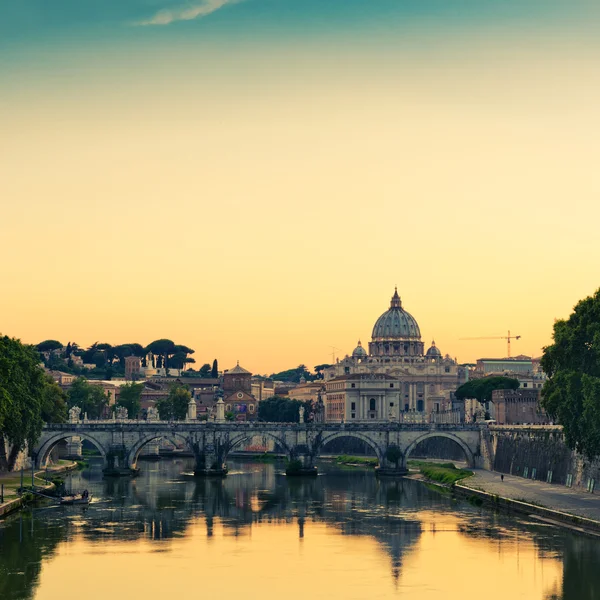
211, 359, 219, 378
541, 288, 600, 458
156, 385, 191, 421
269, 365, 314, 383
41, 376, 68, 424
36, 340, 63, 353
454, 376, 520, 403
257, 397, 312, 422
0, 336, 48, 470
117, 382, 144, 419
67, 378, 109, 419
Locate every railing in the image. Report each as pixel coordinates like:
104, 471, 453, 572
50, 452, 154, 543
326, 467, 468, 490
44, 419, 480, 431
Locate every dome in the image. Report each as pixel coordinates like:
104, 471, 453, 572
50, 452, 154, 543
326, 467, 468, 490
352, 340, 368, 358
371, 288, 421, 340
426, 340, 442, 358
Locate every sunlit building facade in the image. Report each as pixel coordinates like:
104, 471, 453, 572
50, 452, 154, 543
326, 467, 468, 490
324, 289, 467, 421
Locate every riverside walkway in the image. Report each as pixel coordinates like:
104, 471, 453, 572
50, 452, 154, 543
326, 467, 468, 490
461, 468, 600, 522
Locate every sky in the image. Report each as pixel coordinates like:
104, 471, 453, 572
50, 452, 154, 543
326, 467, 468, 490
1, 0, 600, 374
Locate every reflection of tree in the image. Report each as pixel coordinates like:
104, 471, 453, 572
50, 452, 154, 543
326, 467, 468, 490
545, 536, 600, 600
0, 512, 68, 600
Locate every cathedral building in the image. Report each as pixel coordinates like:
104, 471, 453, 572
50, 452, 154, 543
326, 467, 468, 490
324, 289, 467, 422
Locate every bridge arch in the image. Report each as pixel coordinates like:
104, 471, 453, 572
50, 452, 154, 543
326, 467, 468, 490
127, 433, 192, 469
35, 431, 108, 468
403, 432, 475, 468
318, 431, 385, 462
225, 431, 292, 460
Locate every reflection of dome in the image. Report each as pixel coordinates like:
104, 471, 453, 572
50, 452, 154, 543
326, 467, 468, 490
425, 341, 442, 358
352, 340, 368, 358
372, 288, 421, 340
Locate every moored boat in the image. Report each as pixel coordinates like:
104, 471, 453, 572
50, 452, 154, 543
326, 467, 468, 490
60, 491, 92, 505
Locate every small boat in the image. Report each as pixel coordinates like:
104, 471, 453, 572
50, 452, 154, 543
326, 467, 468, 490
60, 492, 92, 505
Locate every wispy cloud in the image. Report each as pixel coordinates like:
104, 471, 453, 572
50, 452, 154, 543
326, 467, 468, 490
136, 0, 241, 26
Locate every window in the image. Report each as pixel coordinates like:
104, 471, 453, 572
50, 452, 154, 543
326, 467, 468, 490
369, 398, 376, 411
523, 383, 528, 388
351, 402, 356, 410
404, 403, 409, 412
351, 413, 356, 419
417, 400, 424, 412
351, 383, 356, 388
389, 402, 394, 407
390, 383, 394, 388
249, 404, 255, 413
444, 367, 450, 373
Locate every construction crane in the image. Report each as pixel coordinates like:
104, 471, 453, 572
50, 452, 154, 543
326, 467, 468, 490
459, 330, 521, 358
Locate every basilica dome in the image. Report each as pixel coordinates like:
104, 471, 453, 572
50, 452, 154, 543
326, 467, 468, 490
352, 340, 368, 359
425, 341, 442, 358
371, 288, 421, 340
369, 288, 425, 358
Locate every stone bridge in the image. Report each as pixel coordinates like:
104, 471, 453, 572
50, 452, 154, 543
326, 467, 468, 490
34, 421, 485, 477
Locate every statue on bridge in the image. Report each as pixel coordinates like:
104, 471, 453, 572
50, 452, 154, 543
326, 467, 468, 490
146, 406, 159, 421
115, 406, 128, 421
68, 406, 81, 424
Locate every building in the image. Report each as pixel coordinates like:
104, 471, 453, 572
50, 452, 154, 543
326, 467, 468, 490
48, 371, 76, 386
251, 377, 276, 401
491, 388, 550, 424
475, 357, 535, 377
125, 356, 142, 380
223, 363, 259, 421
288, 380, 324, 405
324, 288, 467, 421
325, 373, 400, 422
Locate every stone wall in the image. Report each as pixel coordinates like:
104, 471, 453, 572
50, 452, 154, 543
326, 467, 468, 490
490, 426, 600, 491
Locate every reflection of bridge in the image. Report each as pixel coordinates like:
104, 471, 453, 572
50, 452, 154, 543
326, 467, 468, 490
35, 421, 485, 476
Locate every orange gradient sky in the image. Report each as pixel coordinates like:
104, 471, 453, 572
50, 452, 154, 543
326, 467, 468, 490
2, 1, 600, 373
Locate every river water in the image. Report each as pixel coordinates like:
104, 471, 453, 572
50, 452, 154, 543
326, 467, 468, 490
1, 458, 598, 600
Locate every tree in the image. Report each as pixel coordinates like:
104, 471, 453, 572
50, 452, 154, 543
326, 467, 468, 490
0, 336, 47, 471
67, 378, 109, 419
117, 383, 144, 419
36, 340, 63, 353
170, 385, 191, 420
455, 376, 520, 403
211, 359, 218, 378
146, 339, 176, 374
541, 288, 600, 458
269, 365, 314, 383
156, 385, 191, 421
199, 363, 211, 377
314, 364, 332, 380
258, 397, 311, 422
41, 376, 68, 423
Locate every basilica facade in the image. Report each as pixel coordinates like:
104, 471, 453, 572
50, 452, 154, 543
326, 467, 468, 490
323, 289, 467, 422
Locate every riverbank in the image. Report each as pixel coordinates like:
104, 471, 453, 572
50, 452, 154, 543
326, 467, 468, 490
455, 469, 600, 537
0, 460, 78, 519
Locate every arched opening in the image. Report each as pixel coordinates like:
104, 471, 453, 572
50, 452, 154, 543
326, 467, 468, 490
319, 433, 383, 463
128, 434, 192, 470
36, 432, 107, 468
404, 433, 475, 468
225, 432, 290, 461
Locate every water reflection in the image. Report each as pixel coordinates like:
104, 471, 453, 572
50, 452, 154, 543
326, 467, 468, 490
1, 458, 599, 600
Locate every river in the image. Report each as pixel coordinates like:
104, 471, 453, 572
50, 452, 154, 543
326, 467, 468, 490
1, 458, 598, 600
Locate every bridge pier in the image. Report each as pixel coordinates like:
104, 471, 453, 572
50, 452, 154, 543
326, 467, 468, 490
286, 448, 318, 477
193, 449, 228, 477
374, 447, 408, 477
104, 447, 139, 477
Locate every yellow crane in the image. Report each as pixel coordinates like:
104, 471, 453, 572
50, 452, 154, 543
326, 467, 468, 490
460, 330, 521, 358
